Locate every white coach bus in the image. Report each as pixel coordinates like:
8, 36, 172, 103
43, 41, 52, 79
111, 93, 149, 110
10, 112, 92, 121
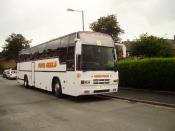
17, 31, 120, 97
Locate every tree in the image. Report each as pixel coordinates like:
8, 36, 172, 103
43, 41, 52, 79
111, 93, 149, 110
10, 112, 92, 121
90, 14, 124, 42
0, 51, 2, 58
2, 33, 31, 60
130, 34, 173, 57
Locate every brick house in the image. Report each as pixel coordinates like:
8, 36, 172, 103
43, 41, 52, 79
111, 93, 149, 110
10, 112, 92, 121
0, 57, 16, 69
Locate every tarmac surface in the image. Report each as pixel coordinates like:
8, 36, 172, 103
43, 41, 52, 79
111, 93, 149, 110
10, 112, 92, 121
0, 77, 175, 131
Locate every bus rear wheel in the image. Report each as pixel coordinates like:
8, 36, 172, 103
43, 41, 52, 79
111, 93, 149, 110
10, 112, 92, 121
24, 76, 29, 88
53, 79, 63, 98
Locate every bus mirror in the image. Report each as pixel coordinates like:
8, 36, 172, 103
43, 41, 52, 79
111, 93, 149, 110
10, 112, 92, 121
114, 61, 118, 72
115, 43, 126, 58
76, 41, 82, 55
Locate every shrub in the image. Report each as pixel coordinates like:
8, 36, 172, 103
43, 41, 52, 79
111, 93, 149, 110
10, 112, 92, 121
130, 34, 173, 57
118, 58, 175, 91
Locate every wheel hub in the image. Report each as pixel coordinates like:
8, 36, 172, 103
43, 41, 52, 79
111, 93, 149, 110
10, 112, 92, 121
55, 83, 60, 93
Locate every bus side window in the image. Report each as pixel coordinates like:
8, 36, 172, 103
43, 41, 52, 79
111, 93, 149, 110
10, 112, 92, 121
39, 50, 47, 59
51, 50, 59, 58
67, 46, 75, 71
18, 55, 22, 62
58, 48, 67, 63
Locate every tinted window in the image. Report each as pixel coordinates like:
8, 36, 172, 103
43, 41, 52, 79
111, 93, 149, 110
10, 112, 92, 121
79, 45, 115, 71
67, 46, 75, 71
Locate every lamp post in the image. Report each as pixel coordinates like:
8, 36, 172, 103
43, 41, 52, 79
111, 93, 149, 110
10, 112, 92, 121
67, 8, 84, 31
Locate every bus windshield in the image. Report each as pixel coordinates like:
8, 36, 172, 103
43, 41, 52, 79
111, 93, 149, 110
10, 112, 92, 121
79, 45, 115, 71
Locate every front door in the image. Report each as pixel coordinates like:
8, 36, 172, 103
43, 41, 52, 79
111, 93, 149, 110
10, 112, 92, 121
31, 62, 35, 86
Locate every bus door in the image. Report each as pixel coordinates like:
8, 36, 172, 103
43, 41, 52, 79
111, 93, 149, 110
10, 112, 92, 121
31, 62, 35, 86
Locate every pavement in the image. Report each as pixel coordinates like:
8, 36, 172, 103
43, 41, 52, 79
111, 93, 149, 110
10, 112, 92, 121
105, 87, 175, 108
1, 77, 175, 131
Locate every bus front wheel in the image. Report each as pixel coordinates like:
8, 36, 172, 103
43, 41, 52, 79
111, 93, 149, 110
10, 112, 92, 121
53, 79, 63, 98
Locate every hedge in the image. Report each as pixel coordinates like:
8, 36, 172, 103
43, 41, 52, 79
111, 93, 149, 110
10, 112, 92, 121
118, 58, 175, 91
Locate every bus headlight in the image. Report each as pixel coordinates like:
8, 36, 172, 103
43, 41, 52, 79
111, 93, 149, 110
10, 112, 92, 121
81, 80, 90, 84
77, 73, 81, 78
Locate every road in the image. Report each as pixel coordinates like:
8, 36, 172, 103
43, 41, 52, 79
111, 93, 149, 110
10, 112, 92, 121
0, 77, 175, 131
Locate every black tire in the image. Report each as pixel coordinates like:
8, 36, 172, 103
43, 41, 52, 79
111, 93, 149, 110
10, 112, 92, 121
53, 79, 63, 98
24, 76, 29, 88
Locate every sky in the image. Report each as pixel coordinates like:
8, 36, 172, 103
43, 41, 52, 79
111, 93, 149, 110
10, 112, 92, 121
0, 0, 175, 50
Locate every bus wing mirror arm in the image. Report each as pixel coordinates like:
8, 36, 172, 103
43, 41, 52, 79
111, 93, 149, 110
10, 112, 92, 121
76, 40, 82, 55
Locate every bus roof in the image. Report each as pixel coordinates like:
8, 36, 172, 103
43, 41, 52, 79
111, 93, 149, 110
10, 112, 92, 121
19, 31, 114, 55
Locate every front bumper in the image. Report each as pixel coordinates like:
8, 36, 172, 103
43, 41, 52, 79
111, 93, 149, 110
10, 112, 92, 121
76, 84, 118, 96
9, 75, 17, 79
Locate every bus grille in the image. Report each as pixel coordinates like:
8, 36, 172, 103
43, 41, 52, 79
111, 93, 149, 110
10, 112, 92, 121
93, 79, 110, 84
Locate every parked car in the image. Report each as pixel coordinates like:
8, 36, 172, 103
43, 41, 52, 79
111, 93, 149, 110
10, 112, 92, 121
6, 69, 17, 79
3, 69, 10, 78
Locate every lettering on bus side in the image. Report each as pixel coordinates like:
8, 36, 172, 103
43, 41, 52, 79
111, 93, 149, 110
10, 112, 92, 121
38, 61, 58, 68
38, 63, 46, 68
46, 61, 57, 68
